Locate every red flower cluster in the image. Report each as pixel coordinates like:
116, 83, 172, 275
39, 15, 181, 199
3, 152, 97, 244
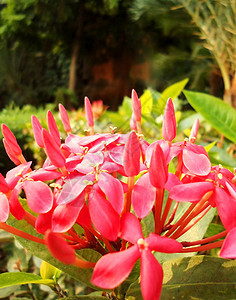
0, 91, 235, 300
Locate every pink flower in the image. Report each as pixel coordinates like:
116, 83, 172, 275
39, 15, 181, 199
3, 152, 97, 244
123, 131, 140, 177
131, 89, 141, 123
31, 115, 44, 148
59, 104, 71, 133
162, 98, 176, 142
84, 96, 94, 127
92, 213, 182, 300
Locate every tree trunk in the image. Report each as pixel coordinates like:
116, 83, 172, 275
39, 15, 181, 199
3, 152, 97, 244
68, 2, 84, 97
230, 75, 236, 109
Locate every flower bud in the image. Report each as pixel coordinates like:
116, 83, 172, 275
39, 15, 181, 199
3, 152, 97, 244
162, 98, 176, 142
59, 104, 71, 133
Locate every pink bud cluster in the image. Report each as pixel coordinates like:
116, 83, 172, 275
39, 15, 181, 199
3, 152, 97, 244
0, 94, 235, 300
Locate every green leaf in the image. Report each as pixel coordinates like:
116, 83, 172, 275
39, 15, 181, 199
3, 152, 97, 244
205, 141, 217, 153
6, 213, 102, 289
126, 279, 142, 300
184, 90, 236, 143
204, 223, 225, 239
161, 256, 236, 299
0, 272, 54, 289
140, 89, 153, 116
154, 78, 189, 115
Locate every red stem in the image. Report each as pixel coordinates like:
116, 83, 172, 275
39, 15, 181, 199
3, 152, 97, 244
174, 205, 211, 239
73, 257, 95, 269
0, 222, 45, 244
155, 188, 164, 235
122, 176, 135, 215
24, 211, 36, 227
164, 202, 196, 237
182, 230, 227, 247
170, 192, 213, 239
160, 197, 173, 230
179, 240, 223, 253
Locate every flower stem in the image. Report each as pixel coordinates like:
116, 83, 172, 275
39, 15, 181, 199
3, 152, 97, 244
179, 240, 223, 253
160, 197, 173, 230
164, 203, 197, 237
0, 222, 45, 244
155, 188, 164, 235
122, 176, 135, 214
182, 230, 227, 247
73, 257, 95, 269
24, 211, 36, 227
175, 205, 211, 239
170, 192, 213, 240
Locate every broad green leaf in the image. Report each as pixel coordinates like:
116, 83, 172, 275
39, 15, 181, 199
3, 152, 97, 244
154, 78, 189, 115
161, 256, 236, 299
140, 89, 153, 116
0, 272, 54, 289
184, 90, 236, 143
6, 213, 102, 289
126, 256, 236, 300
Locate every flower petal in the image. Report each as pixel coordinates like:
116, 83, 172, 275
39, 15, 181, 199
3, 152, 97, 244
140, 249, 163, 300
92, 245, 140, 289
169, 182, 214, 202
52, 192, 85, 232
183, 149, 211, 176
215, 187, 236, 231
31, 115, 44, 148
0, 173, 10, 194
45, 231, 75, 264
59, 104, 71, 133
57, 174, 94, 205
35, 210, 53, 234
42, 129, 65, 168
23, 180, 53, 213
132, 173, 156, 219
84, 96, 94, 127
220, 228, 236, 259
98, 172, 124, 214
132, 89, 141, 122
146, 233, 183, 253
0, 193, 9, 222
162, 98, 176, 142
123, 131, 140, 177
120, 212, 143, 244
89, 189, 120, 241
6, 162, 32, 189
9, 188, 25, 220
149, 143, 168, 188
47, 110, 61, 147
1, 124, 22, 155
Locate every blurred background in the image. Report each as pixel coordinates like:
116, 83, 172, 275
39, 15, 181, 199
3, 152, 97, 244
0, 0, 224, 111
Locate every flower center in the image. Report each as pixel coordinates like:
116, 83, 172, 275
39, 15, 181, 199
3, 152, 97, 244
137, 238, 149, 251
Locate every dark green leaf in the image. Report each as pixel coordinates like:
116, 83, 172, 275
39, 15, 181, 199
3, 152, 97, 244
161, 255, 236, 299
184, 90, 236, 143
